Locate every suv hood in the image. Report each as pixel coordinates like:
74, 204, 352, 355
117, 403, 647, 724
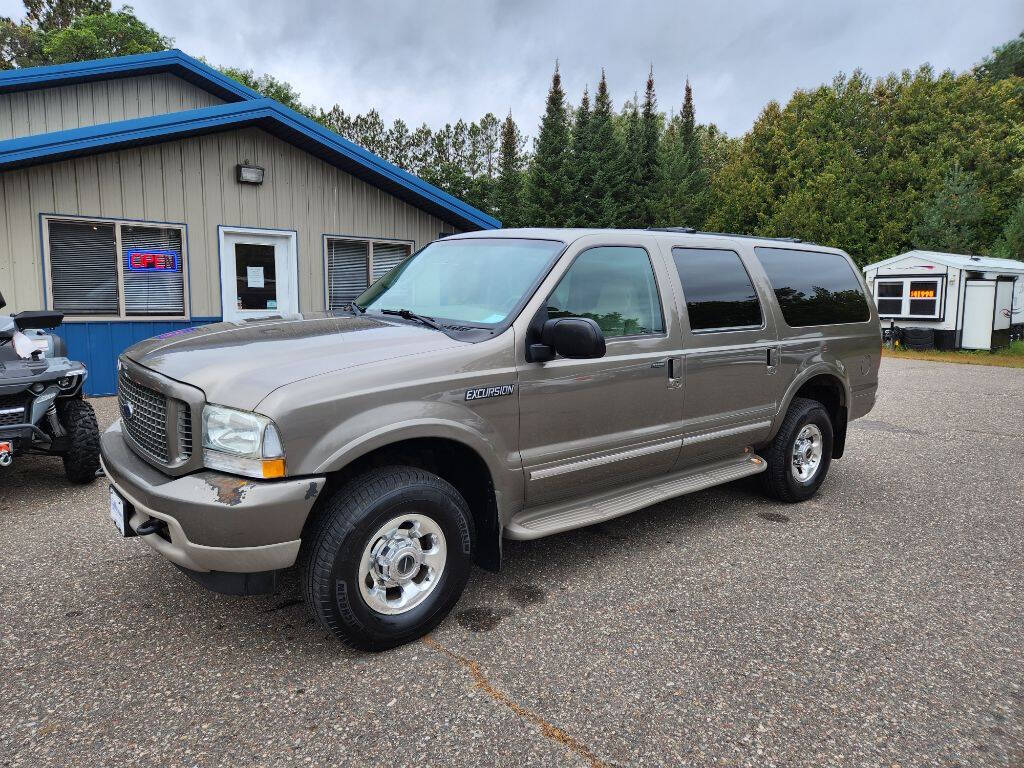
124, 313, 464, 410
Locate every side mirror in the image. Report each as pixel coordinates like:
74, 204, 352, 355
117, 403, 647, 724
0, 290, 5, 310
530, 317, 606, 362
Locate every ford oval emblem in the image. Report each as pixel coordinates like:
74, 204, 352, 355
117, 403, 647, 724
121, 401, 134, 421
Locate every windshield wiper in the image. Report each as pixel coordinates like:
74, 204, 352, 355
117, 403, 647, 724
379, 308, 446, 332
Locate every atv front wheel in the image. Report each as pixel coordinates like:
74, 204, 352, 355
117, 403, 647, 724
59, 398, 100, 484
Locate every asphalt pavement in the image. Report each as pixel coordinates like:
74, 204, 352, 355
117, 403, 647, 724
1, 357, 1022, 767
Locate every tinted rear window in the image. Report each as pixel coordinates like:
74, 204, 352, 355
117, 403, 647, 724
671, 247, 762, 331
754, 247, 869, 327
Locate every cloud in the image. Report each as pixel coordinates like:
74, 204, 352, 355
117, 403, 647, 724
13, 0, 1024, 135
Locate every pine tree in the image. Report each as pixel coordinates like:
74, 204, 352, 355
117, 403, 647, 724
657, 78, 707, 228
590, 70, 628, 227
494, 112, 524, 227
637, 66, 661, 226
569, 86, 594, 226
913, 161, 991, 254
680, 79, 695, 151
524, 62, 573, 226
619, 96, 643, 227
992, 197, 1024, 261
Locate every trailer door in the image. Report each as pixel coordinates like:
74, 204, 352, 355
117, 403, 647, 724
961, 280, 995, 350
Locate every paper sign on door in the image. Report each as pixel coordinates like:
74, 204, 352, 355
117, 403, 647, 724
247, 266, 265, 288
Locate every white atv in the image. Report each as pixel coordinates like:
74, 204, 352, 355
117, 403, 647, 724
0, 289, 99, 483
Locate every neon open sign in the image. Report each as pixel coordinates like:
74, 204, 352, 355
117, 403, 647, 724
127, 249, 178, 272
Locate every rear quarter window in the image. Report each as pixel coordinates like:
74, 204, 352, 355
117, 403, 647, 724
754, 247, 870, 327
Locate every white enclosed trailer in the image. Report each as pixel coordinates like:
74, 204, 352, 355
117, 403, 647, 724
863, 250, 1024, 351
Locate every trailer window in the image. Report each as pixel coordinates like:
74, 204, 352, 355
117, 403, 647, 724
872, 277, 942, 319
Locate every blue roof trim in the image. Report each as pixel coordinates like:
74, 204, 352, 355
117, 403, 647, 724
0, 98, 501, 230
0, 49, 262, 102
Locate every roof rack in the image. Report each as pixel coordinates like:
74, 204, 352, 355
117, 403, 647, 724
646, 227, 814, 245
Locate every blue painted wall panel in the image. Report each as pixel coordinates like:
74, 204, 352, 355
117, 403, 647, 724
59, 318, 220, 396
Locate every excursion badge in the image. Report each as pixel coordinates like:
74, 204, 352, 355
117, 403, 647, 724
465, 384, 516, 401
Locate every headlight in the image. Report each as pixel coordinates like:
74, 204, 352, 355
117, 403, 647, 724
201, 405, 285, 479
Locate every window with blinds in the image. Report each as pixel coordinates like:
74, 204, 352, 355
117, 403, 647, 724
121, 225, 185, 316
327, 239, 369, 309
46, 217, 187, 318
326, 238, 411, 310
49, 220, 119, 315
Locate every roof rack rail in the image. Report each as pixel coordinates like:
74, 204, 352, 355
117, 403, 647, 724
647, 227, 814, 245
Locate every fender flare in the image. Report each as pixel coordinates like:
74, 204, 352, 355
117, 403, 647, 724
770, 362, 851, 439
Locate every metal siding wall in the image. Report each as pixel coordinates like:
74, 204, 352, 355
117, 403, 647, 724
0, 126, 455, 394
0, 73, 226, 141
60, 318, 221, 395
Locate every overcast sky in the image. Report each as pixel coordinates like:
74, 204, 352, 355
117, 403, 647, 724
4, 0, 1022, 136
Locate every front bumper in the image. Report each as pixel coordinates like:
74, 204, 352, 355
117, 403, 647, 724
100, 421, 325, 574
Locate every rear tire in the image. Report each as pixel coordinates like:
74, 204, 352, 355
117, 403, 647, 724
59, 398, 100, 484
760, 397, 833, 503
300, 466, 475, 651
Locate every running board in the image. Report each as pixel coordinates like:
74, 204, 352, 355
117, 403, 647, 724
505, 453, 767, 540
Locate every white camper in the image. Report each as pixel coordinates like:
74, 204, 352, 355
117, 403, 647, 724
863, 250, 1024, 351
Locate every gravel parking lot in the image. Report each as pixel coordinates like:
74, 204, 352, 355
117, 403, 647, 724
1, 356, 1022, 767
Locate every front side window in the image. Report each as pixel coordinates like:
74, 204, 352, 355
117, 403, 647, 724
873, 277, 942, 318
671, 247, 762, 331
754, 247, 870, 327
358, 238, 564, 326
47, 217, 186, 318
547, 246, 664, 338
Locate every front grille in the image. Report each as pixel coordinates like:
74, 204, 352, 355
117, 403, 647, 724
177, 403, 192, 460
118, 368, 170, 463
0, 393, 27, 426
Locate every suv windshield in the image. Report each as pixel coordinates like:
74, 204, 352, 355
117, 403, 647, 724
356, 238, 564, 326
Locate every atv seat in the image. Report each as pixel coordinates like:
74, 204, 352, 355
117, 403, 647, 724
13, 310, 64, 330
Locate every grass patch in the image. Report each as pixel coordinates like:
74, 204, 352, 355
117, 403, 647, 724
883, 340, 1024, 368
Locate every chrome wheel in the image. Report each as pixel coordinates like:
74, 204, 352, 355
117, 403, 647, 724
790, 423, 823, 482
357, 513, 447, 615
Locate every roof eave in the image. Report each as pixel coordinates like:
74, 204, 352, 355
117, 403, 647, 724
0, 49, 260, 103
0, 99, 500, 231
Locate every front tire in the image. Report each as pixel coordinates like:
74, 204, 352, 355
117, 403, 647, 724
300, 466, 475, 651
760, 397, 833, 503
58, 398, 100, 484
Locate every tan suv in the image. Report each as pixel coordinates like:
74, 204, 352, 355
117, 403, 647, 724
101, 229, 881, 650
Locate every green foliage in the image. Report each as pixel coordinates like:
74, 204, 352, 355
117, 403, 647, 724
707, 65, 1024, 265
220, 67, 313, 117
991, 197, 1024, 261
25, 0, 110, 30
657, 79, 713, 228
41, 6, 168, 63
1, 0, 160, 69
976, 31, 1024, 81
587, 72, 629, 227
494, 112, 526, 227
524, 63, 573, 226
913, 161, 993, 253
567, 86, 593, 226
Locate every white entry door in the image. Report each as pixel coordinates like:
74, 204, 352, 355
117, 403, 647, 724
961, 280, 995, 351
219, 228, 298, 322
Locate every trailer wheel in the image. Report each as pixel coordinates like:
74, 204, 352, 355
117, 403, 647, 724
760, 397, 833, 503
59, 398, 100, 484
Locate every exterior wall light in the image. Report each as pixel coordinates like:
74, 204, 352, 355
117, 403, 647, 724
236, 164, 265, 185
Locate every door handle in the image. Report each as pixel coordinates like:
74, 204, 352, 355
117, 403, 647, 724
667, 356, 683, 388
766, 346, 779, 374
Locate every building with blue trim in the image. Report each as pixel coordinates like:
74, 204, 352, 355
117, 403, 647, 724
0, 50, 500, 395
